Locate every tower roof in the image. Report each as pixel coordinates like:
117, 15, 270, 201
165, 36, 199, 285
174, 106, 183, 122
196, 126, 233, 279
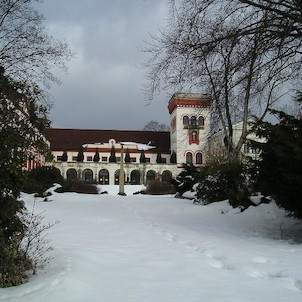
168, 93, 212, 114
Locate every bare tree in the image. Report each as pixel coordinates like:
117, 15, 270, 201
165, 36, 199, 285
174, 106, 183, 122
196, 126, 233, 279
143, 0, 302, 161
0, 0, 73, 92
143, 120, 170, 131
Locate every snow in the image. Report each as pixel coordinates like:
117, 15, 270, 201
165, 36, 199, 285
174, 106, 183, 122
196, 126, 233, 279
1, 185, 302, 301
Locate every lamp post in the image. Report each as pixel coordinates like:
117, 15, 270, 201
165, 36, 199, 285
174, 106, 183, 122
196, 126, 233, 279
118, 143, 126, 196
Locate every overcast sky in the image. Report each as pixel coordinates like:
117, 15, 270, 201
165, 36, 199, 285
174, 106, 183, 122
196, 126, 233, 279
36, 0, 172, 130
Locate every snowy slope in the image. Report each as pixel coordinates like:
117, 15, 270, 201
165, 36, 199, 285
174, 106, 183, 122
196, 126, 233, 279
1, 186, 302, 302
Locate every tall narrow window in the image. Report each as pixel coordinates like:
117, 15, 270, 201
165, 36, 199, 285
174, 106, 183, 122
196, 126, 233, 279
190, 116, 197, 127
183, 115, 189, 126
198, 116, 204, 127
186, 152, 193, 164
196, 152, 203, 164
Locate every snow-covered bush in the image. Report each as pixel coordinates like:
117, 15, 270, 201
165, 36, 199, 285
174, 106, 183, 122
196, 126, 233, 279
171, 164, 199, 197
144, 179, 176, 195
0, 201, 56, 287
196, 161, 254, 209
22, 166, 64, 195
55, 180, 100, 194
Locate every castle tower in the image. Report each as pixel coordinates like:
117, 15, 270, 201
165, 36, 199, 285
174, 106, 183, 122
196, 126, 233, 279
168, 93, 212, 165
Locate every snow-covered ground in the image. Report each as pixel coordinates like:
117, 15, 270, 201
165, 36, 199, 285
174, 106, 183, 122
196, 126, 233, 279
1, 185, 302, 302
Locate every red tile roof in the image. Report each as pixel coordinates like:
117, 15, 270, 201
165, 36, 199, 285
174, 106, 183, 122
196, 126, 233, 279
44, 128, 171, 153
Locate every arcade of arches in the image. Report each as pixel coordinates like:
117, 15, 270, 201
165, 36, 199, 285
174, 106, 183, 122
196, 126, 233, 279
66, 168, 173, 185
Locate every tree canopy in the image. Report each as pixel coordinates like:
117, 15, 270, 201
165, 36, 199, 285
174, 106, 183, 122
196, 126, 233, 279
144, 0, 302, 160
143, 120, 169, 132
0, 0, 73, 90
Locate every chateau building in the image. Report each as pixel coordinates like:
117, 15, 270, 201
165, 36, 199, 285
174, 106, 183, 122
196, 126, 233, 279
45, 93, 212, 185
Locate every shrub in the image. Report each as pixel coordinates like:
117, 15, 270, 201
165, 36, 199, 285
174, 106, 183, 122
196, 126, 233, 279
55, 180, 99, 194
61, 151, 68, 162
252, 110, 302, 218
0, 200, 55, 287
196, 160, 254, 209
170, 150, 177, 164
109, 145, 117, 162
171, 164, 199, 196
93, 148, 100, 162
140, 150, 146, 163
22, 166, 64, 195
145, 179, 176, 195
124, 148, 131, 163
76, 147, 84, 162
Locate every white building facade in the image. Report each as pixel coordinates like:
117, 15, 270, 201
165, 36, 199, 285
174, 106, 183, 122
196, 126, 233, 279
168, 93, 212, 166
45, 93, 213, 185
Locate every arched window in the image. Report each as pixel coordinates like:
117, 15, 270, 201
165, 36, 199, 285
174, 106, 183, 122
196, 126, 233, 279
196, 152, 203, 164
183, 115, 189, 126
82, 169, 93, 183
146, 170, 156, 183
161, 170, 172, 183
190, 116, 197, 127
66, 168, 77, 180
99, 169, 109, 185
131, 170, 141, 185
198, 116, 204, 127
186, 152, 193, 164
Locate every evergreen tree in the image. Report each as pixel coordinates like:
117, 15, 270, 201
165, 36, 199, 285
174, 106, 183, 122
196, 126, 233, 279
252, 109, 302, 218
109, 145, 117, 163
93, 148, 100, 162
170, 150, 177, 164
156, 151, 163, 164
76, 147, 84, 162
124, 148, 131, 163
61, 150, 68, 162
0, 69, 49, 287
140, 150, 146, 163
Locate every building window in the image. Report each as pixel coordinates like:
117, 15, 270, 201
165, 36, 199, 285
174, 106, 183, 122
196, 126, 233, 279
190, 116, 197, 128
198, 116, 204, 127
196, 152, 203, 164
82, 169, 93, 183
102, 157, 108, 162
145, 158, 151, 163
57, 155, 62, 161
186, 152, 193, 164
161, 158, 167, 164
189, 131, 199, 144
99, 169, 109, 185
130, 157, 136, 163
183, 115, 189, 126
72, 156, 77, 161
162, 170, 172, 183
87, 156, 93, 162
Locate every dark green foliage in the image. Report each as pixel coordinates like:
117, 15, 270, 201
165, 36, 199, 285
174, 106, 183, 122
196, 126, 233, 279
171, 164, 199, 196
156, 151, 163, 164
22, 166, 64, 195
0, 70, 50, 287
76, 146, 84, 162
93, 148, 100, 162
144, 179, 176, 195
124, 148, 131, 163
252, 110, 302, 218
109, 145, 117, 162
61, 151, 68, 162
170, 150, 177, 164
196, 161, 253, 209
140, 150, 146, 163
0, 196, 26, 286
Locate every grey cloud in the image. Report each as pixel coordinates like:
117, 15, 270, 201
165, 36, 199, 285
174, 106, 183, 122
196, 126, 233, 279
36, 0, 170, 130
